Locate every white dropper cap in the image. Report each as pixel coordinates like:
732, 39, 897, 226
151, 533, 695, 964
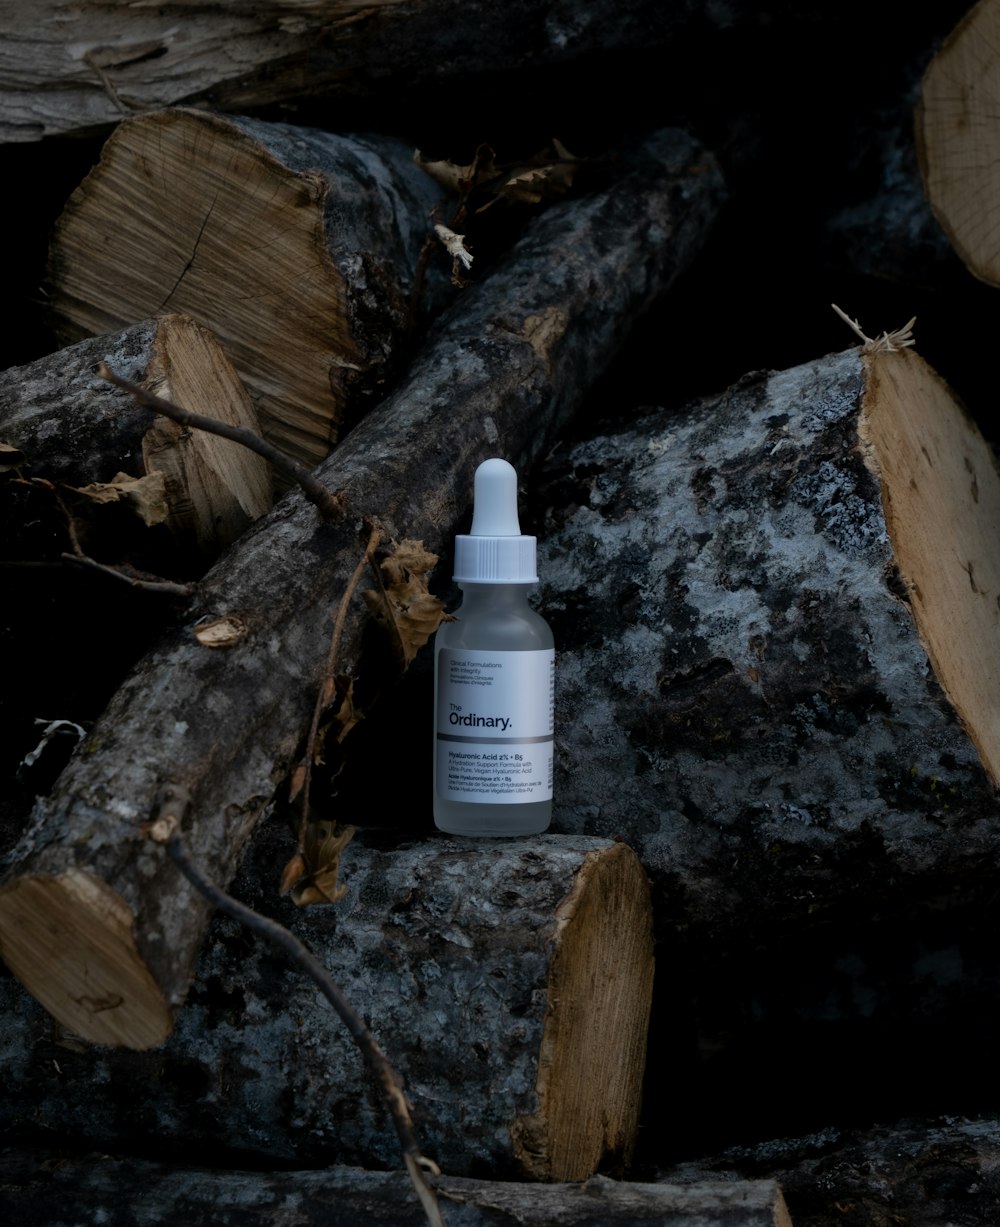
453, 458, 538, 584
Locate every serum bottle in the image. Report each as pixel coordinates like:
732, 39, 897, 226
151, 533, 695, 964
433, 458, 554, 836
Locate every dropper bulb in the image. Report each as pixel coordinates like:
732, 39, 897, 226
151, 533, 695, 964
470, 458, 521, 536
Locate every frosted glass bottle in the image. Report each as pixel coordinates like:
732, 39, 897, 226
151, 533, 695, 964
433, 460, 554, 836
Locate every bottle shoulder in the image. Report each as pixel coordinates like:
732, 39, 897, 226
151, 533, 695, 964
436, 590, 553, 651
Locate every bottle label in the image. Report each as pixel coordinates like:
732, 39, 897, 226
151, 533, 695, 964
436, 648, 554, 804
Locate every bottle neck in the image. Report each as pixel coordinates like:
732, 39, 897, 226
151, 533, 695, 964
456, 582, 534, 608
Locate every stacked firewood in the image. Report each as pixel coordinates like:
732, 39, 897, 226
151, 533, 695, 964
2, 3, 1000, 1225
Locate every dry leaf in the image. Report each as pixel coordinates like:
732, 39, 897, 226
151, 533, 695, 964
69, 470, 168, 526
476, 141, 579, 213
291, 822, 356, 907
193, 614, 248, 648
279, 852, 307, 896
0, 442, 25, 473
288, 761, 308, 805
415, 144, 497, 194
363, 538, 453, 667
327, 675, 362, 744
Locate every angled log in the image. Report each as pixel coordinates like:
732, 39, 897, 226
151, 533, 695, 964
0, 834, 654, 1181
0, 1154, 793, 1227
0, 128, 725, 1049
46, 108, 448, 468
0, 313, 270, 555
2, 0, 836, 144
535, 341, 1000, 939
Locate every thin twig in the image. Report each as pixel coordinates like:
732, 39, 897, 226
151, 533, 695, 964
831, 303, 916, 353
145, 794, 445, 1227
295, 519, 383, 856
97, 363, 345, 521
47, 480, 195, 596
60, 551, 196, 597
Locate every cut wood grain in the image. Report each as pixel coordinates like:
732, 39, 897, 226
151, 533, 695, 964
917, 0, 1000, 285
0, 128, 724, 1049
0, 835, 654, 1181
0, 314, 270, 555
47, 108, 448, 468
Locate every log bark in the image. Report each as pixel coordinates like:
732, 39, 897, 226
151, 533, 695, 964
0, 834, 653, 1181
0, 1155, 792, 1227
535, 343, 1000, 938
660, 1115, 1000, 1227
0, 0, 824, 144
46, 108, 449, 468
0, 128, 724, 1049
0, 313, 271, 556
917, 0, 1000, 285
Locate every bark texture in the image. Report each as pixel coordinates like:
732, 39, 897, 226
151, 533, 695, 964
0, 1155, 792, 1227
660, 1115, 1000, 1227
47, 109, 449, 468
0, 128, 724, 1049
0, 834, 654, 1181
0, 314, 271, 554
535, 345, 1000, 939
1, 0, 822, 143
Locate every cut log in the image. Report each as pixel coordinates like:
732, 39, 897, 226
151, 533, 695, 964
0, 128, 724, 1049
0, 313, 270, 555
536, 342, 1000, 938
1, 0, 830, 144
0, 1155, 792, 1227
917, 0, 1000, 285
0, 834, 653, 1181
46, 108, 448, 468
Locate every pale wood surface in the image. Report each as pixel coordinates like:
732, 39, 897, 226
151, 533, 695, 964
917, 0, 1000, 284
0, 314, 270, 555
47, 109, 448, 469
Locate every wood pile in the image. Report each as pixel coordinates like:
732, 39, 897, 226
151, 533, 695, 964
2, 4, 1000, 1226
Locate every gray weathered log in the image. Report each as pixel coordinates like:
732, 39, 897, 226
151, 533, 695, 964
0, 314, 271, 554
47, 108, 449, 469
536, 344, 1000, 939
659, 1115, 1000, 1227
2, 0, 828, 143
0, 127, 724, 1049
0, 1153, 793, 1226
0, 834, 653, 1180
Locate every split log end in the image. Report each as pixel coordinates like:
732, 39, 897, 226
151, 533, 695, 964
860, 347, 1000, 788
512, 842, 654, 1181
0, 870, 171, 1049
